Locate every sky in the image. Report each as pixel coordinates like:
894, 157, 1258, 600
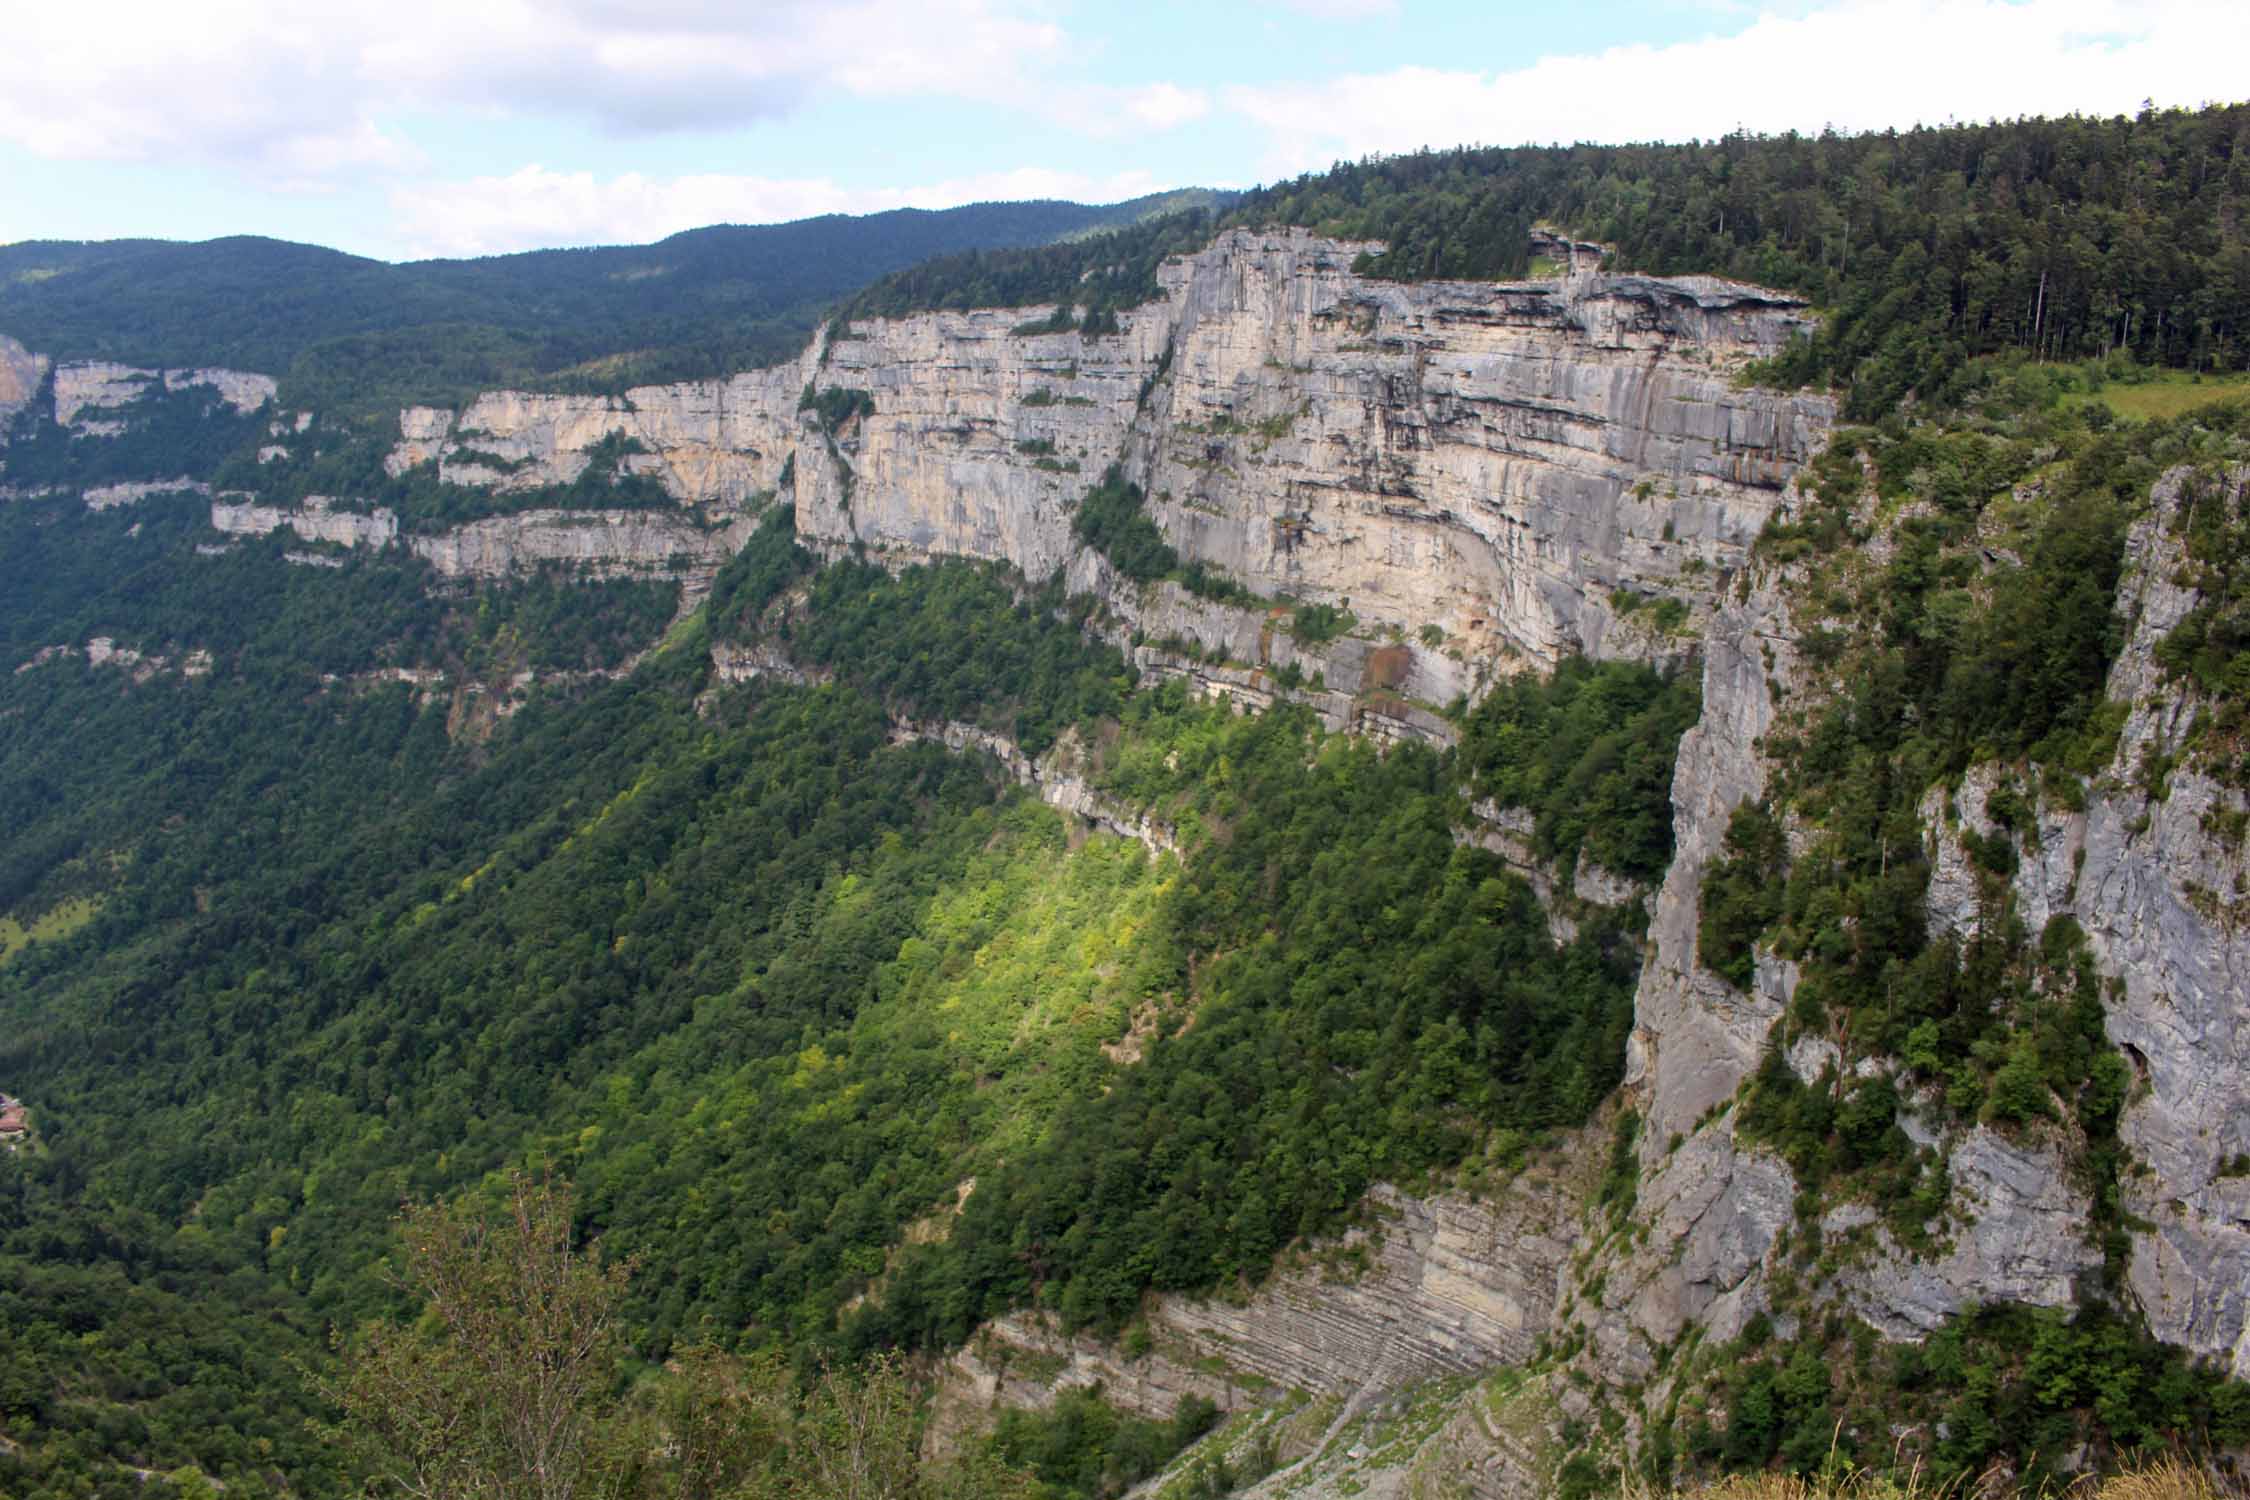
0, 0, 2243, 264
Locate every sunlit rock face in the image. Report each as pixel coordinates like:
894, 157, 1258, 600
385, 227, 1829, 708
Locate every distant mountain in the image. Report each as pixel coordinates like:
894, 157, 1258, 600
0, 189, 1233, 409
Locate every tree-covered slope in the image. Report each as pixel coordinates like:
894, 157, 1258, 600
0, 190, 1230, 409
0, 495, 1669, 1495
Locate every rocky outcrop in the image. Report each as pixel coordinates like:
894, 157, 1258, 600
406, 508, 750, 581
1894, 469, 2250, 1377
2073, 469, 2250, 1377
800, 306, 1165, 583
18, 637, 214, 682
388, 228, 1829, 705
1835, 1125, 2103, 1340
0, 334, 49, 432
1627, 575, 1799, 1148
1531, 459, 2250, 1494
85, 478, 213, 510
51, 361, 275, 431
1123, 233, 1826, 681
933, 1142, 1592, 1445
206, 498, 744, 585
887, 720, 1181, 858
788, 229, 1827, 694
388, 357, 813, 513
211, 495, 400, 549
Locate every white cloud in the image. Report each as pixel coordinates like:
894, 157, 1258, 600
390, 164, 1172, 258
1227, 0, 2250, 175
0, 0, 1094, 174
1126, 84, 1213, 132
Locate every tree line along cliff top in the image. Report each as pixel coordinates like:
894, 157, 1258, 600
2, 108, 2244, 425
846, 105, 2249, 423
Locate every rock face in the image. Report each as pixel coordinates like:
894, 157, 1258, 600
50, 361, 275, 431
2074, 469, 2250, 1377
389, 228, 1830, 707
0, 334, 49, 432
211, 496, 400, 549
932, 1143, 1590, 1440
388, 358, 814, 513
1126, 234, 1826, 680
793, 229, 1827, 696
407, 508, 751, 582
1835, 1125, 2103, 1340
1542, 458, 2250, 1485
206, 498, 743, 585
886, 720, 1181, 858
85, 478, 212, 511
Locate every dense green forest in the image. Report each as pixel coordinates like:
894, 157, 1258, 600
0, 490, 1677, 1494
0, 191, 1226, 410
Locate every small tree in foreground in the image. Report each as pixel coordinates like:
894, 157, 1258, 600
324, 1170, 633, 1500
322, 1170, 1035, 1500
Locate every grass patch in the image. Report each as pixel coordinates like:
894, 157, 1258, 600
0, 896, 102, 965
2061, 368, 2250, 422
650, 603, 707, 658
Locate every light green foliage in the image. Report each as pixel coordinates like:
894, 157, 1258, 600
855, 686, 1643, 1343
0, 894, 100, 965
0, 492, 1644, 1495
327, 1172, 1038, 1500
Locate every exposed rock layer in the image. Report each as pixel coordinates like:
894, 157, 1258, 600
379, 228, 1831, 703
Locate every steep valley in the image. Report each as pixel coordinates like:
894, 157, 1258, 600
4, 114, 2250, 1500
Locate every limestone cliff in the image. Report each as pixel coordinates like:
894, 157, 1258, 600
0, 334, 50, 432
404, 508, 752, 583
211, 495, 400, 549
930, 1148, 1594, 1500
387, 358, 813, 515
793, 228, 1827, 702
206, 497, 748, 587
1532, 458, 2250, 1492
383, 228, 1828, 714
2043, 470, 2250, 1374
50, 361, 275, 432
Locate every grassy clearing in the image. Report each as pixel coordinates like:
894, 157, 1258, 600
2064, 369, 2250, 422
0, 896, 101, 965
650, 601, 707, 657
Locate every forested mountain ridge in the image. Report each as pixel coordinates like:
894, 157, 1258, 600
4, 106, 2250, 1500
0, 189, 1232, 411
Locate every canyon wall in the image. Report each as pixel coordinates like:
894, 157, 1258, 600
373, 227, 1830, 709
10, 225, 2246, 1494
